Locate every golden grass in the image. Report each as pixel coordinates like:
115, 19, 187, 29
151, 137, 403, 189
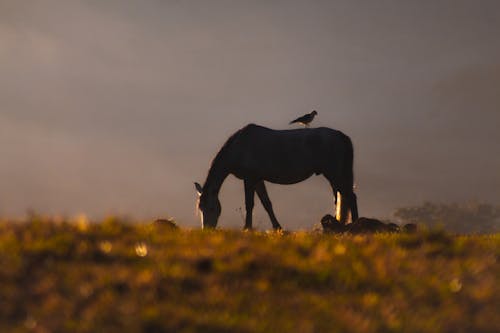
0, 217, 498, 332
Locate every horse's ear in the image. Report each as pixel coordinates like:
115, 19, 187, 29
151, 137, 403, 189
194, 182, 203, 195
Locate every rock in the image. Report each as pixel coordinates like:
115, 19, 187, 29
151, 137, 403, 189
348, 217, 391, 234
403, 223, 418, 233
387, 223, 401, 232
320, 215, 404, 234
154, 218, 179, 230
320, 214, 347, 233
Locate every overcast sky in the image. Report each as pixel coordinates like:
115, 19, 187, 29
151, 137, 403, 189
1, 0, 499, 229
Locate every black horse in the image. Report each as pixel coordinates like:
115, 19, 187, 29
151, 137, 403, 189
195, 124, 358, 229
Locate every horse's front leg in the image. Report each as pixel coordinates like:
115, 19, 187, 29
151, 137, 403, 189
244, 180, 256, 230
255, 181, 282, 230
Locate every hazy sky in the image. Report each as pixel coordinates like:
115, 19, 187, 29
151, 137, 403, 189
1, 1, 499, 229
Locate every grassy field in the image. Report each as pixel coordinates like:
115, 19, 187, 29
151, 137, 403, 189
0, 217, 498, 333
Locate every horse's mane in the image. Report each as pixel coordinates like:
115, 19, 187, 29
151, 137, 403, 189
207, 124, 254, 175
196, 126, 245, 213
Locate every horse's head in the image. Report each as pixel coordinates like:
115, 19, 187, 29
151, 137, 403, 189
195, 182, 221, 229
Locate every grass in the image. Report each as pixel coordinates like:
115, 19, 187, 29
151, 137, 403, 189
0, 217, 498, 332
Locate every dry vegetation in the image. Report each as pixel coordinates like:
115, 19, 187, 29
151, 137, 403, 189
0, 216, 498, 332
395, 202, 500, 234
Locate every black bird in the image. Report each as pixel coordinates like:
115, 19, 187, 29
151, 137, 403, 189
289, 110, 318, 127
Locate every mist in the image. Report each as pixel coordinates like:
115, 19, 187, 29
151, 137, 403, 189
1, 1, 499, 229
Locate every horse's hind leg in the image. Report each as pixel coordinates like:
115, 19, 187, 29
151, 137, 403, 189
337, 190, 358, 224
255, 181, 282, 230
244, 180, 256, 230
326, 177, 356, 224
326, 177, 341, 221
338, 191, 350, 224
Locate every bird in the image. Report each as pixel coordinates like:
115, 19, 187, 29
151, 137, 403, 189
289, 110, 318, 127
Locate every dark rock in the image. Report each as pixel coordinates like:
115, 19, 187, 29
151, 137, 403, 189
387, 223, 401, 232
320, 215, 404, 234
320, 214, 347, 233
348, 217, 391, 234
154, 218, 179, 230
403, 223, 418, 233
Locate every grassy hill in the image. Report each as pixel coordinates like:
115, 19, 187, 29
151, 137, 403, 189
0, 217, 498, 332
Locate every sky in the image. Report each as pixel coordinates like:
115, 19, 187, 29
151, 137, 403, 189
1, 0, 499, 229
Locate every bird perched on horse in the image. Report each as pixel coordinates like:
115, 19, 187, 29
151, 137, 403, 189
289, 110, 318, 127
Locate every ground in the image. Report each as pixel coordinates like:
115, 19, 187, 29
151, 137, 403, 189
0, 217, 498, 332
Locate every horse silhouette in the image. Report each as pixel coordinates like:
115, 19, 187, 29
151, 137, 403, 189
195, 124, 358, 230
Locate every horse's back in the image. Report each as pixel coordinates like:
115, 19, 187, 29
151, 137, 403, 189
238, 124, 349, 153
226, 124, 351, 182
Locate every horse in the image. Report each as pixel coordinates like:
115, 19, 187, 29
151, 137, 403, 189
195, 123, 358, 229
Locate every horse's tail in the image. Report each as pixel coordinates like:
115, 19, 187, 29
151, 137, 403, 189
341, 134, 358, 221
341, 134, 355, 190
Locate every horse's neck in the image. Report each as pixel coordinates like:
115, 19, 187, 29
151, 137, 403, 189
204, 160, 229, 195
